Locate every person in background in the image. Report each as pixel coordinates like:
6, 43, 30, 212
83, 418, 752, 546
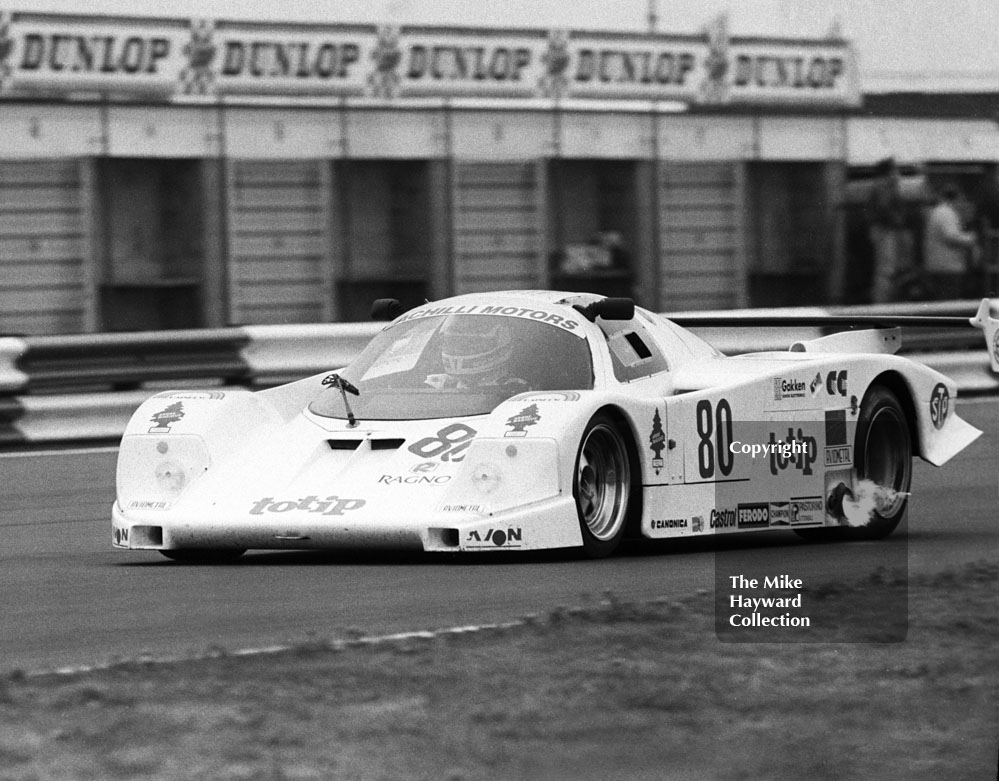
923, 184, 979, 300
867, 157, 909, 303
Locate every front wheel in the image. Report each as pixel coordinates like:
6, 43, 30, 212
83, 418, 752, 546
160, 549, 246, 564
573, 413, 633, 558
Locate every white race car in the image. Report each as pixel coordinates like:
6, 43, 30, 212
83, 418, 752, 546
112, 291, 999, 561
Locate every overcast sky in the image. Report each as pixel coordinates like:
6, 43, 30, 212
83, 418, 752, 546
13, 0, 999, 91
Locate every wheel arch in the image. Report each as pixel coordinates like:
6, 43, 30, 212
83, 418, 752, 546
592, 403, 645, 537
866, 370, 921, 459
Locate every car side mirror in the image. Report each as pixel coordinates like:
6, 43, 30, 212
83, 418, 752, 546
574, 297, 635, 322
371, 298, 406, 321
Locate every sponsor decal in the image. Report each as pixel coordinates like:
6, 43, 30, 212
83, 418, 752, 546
769, 501, 790, 526
505, 404, 540, 437
767, 428, 817, 476
408, 423, 476, 462
378, 474, 451, 485
649, 407, 665, 476
773, 377, 806, 401
440, 503, 485, 513
824, 446, 851, 467
993, 331, 999, 367
249, 496, 366, 516
790, 496, 824, 526
154, 390, 225, 401
825, 409, 848, 446
809, 372, 822, 396
411, 462, 439, 473
691, 515, 704, 533
127, 499, 170, 511
737, 502, 769, 528
149, 401, 184, 433
466, 527, 523, 548
394, 304, 581, 334
825, 370, 848, 397
519, 391, 581, 402
651, 518, 687, 530
709, 507, 737, 529
929, 383, 949, 430
113, 526, 129, 545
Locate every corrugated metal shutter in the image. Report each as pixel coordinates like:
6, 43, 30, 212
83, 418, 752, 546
227, 160, 332, 324
452, 162, 542, 295
0, 160, 89, 334
658, 163, 742, 310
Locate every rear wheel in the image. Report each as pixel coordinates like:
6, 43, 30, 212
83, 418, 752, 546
160, 549, 246, 564
574, 413, 632, 558
795, 385, 912, 542
851, 385, 912, 539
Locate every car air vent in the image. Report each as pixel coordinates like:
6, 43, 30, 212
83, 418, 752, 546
326, 438, 405, 451
370, 438, 405, 450
327, 439, 362, 450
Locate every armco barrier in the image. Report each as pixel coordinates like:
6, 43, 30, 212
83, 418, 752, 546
0, 300, 993, 446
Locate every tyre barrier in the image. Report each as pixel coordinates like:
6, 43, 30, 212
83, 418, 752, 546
0, 303, 993, 447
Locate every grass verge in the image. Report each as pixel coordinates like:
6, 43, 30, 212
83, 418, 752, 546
0, 561, 996, 781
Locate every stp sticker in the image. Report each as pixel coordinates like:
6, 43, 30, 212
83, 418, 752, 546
929, 384, 949, 430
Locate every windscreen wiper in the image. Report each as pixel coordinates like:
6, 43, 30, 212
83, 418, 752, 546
322, 372, 360, 428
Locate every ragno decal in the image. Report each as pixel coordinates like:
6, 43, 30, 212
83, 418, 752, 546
505, 404, 541, 437
149, 402, 185, 433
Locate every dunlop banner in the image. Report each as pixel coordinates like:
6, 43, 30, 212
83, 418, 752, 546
0, 11, 859, 106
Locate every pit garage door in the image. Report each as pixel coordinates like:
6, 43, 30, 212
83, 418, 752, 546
452, 162, 544, 295
658, 162, 744, 311
0, 160, 91, 334
227, 160, 334, 324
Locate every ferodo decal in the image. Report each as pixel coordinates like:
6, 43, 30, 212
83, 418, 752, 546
824, 409, 851, 467
767, 428, 817, 476
408, 423, 476, 462
649, 408, 666, 476
149, 402, 185, 433
394, 304, 582, 334
505, 404, 540, 437
929, 383, 949, 430
773, 377, 806, 401
695, 399, 733, 479
249, 496, 366, 515
737, 503, 769, 529
466, 527, 523, 548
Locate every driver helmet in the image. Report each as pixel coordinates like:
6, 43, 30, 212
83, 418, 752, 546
440, 316, 514, 377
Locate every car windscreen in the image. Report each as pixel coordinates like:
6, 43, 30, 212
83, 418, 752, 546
308, 313, 593, 421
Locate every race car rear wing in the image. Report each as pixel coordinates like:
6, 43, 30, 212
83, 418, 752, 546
669, 298, 999, 371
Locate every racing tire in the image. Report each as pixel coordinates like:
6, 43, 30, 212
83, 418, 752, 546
849, 385, 912, 540
160, 549, 246, 564
573, 413, 633, 558
795, 385, 912, 542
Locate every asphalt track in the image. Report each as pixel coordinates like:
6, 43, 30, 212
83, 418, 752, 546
1, 399, 996, 674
